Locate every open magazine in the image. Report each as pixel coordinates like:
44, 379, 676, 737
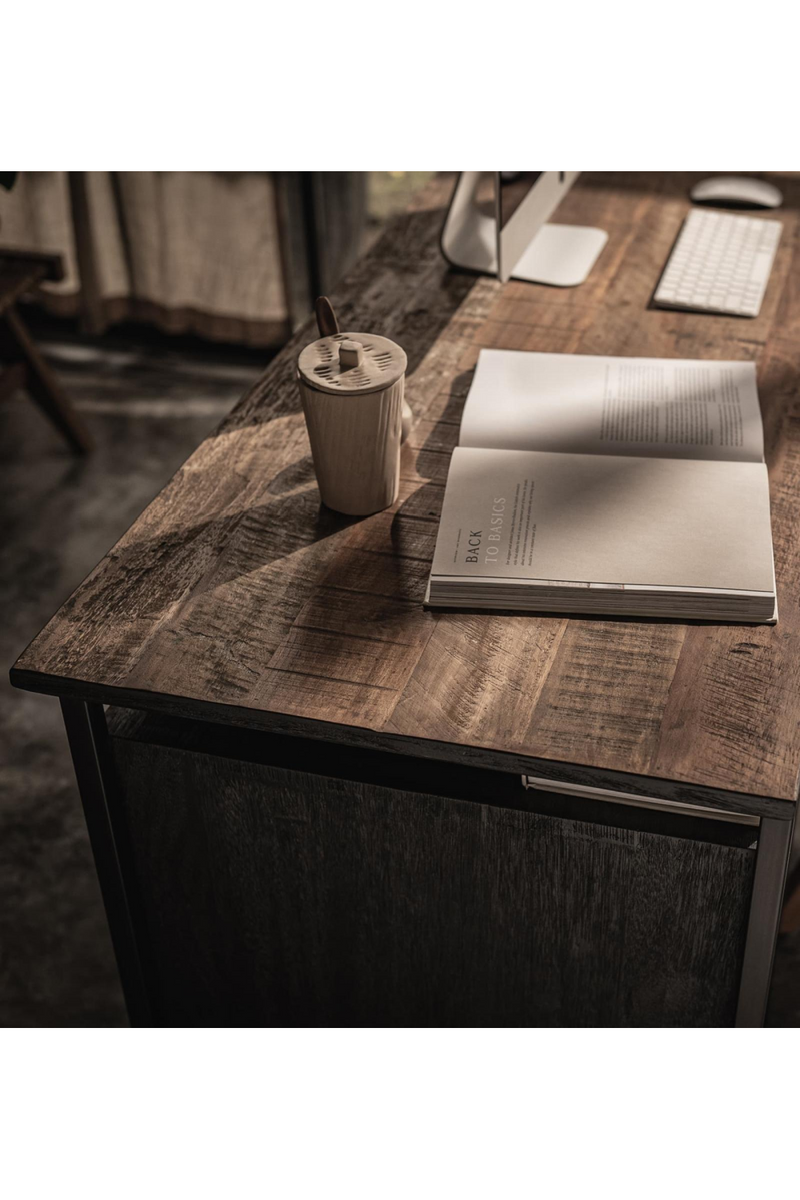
426, 350, 777, 622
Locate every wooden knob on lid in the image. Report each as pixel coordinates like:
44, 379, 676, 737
339, 339, 364, 370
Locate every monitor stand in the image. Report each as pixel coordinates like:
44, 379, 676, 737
440, 172, 607, 287
512, 222, 607, 287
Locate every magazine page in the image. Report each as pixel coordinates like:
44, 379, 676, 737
459, 350, 764, 463
431, 447, 775, 594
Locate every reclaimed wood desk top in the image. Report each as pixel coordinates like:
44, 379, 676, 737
11, 173, 800, 819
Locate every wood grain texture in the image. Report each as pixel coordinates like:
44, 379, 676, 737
12, 173, 800, 811
109, 728, 755, 1027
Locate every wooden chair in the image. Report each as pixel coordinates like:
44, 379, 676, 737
0, 249, 92, 453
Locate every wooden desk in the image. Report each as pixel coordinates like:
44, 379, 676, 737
11, 173, 799, 1026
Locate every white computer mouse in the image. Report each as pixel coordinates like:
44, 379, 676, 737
690, 176, 782, 209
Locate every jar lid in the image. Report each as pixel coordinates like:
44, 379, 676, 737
298, 331, 407, 395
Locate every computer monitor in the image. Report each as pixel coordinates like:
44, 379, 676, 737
441, 172, 607, 287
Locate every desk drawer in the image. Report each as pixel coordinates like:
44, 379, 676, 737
107, 709, 755, 1027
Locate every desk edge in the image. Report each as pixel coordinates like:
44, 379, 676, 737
10, 664, 796, 820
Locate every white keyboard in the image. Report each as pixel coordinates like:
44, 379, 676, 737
654, 208, 782, 317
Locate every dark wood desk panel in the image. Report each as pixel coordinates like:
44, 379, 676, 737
12, 174, 800, 818
106, 707, 756, 1028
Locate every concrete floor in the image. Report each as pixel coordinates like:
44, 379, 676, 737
1, 326, 264, 1025
1, 324, 798, 1026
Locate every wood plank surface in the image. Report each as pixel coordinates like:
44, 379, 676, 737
109, 728, 755, 1027
12, 173, 800, 812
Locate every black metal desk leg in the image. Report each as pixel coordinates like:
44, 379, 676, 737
60, 699, 152, 1026
735, 815, 795, 1027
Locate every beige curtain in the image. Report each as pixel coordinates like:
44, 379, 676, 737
0, 172, 292, 347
